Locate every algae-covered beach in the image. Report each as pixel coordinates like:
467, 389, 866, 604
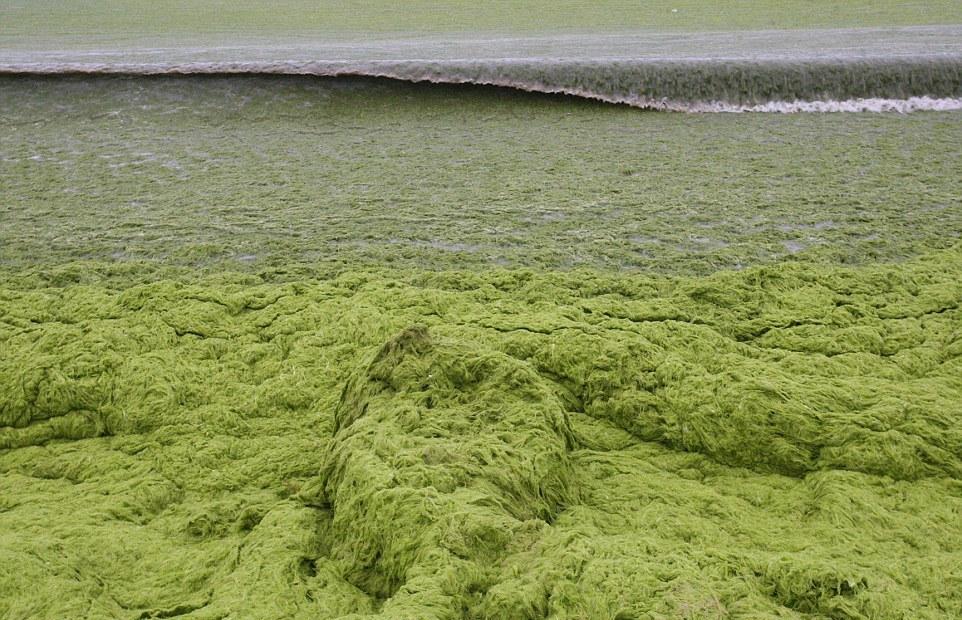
2, 2, 961, 619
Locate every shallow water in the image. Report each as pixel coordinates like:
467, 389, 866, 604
3, 75, 961, 274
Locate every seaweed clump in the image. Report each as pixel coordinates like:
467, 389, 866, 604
317, 325, 575, 617
1, 249, 961, 617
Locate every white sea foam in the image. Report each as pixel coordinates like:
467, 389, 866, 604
726, 97, 962, 113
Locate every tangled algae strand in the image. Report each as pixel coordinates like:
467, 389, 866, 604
1, 248, 962, 618
315, 325, 575, 617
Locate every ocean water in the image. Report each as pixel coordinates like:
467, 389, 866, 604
4, 26, 962, 112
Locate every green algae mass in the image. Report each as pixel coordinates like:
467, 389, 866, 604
2, 248, 961, 618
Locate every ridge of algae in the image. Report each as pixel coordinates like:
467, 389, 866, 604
2, 247, 962, 618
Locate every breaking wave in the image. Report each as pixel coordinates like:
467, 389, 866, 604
3, 56, 962, 113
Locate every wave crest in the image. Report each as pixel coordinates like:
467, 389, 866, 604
3, 57, 961, 113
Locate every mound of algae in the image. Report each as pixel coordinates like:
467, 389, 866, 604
1, 248, 962, 618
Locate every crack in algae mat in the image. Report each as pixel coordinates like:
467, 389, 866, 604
1, 79, 962, 617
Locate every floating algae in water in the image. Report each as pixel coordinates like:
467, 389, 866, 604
1, 249, 962, 617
